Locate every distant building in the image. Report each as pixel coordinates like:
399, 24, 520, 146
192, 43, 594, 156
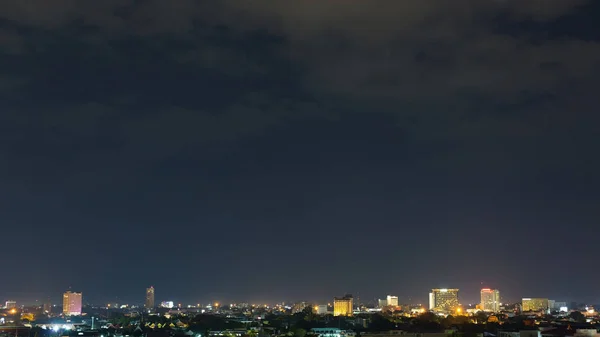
554, 301, 567, 311
145, 286, 155, 309
522, 298, 549, 312
63, 291, 82, 316
333, 294, 353, 316
430, 289, 459, 313
5, 301, 16, 309
292, 302, 308, 314
315, 304, 328, 315
160, 301, 174, 308
43, 301, 51, 313
480, 289, 500, 312
429, 292, 435, 310
310, 328, 343, 337
386, 295, 398, 307
378, 299, 387, 308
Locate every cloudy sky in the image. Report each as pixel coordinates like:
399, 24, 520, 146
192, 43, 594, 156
0, 0, 598, 306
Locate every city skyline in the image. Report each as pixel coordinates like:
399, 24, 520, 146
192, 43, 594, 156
0, 285, 583, 308
0, 1, 598, 307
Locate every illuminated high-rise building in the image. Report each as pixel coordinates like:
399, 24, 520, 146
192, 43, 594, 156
522, 298, 549, 312
63, 291, 82, 316
480, 289, 500, 312
5, 301, 16, 309
429, 292, 435, 310
386, 295, 398, 307
145, 286, 155, 309
333, 294, 353, 316
430, 289, 459, 313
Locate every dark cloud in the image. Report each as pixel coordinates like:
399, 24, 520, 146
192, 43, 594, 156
0, 1, 598, 304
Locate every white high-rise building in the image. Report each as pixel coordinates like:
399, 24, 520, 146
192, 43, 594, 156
428, 292, 435, 310
386, 295, 398, 306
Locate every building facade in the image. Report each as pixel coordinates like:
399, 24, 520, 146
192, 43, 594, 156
5, 301, 16, 309
315, 304, 328, 315
145, 286, 155, 309
429, 292, 435, 310
333, 295, 353, 316
480, 288, 500, 312
430, 289, 459, 313
63, 291, 82, 316
522, 298, 549, 312
386, 295, 398, 307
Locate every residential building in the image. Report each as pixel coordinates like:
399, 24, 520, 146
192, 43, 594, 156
333, 294, 353, 316
430, 288, 460, 313
145, 286, 155, 309
480, 289, 500, 312
63, 291, 82, 316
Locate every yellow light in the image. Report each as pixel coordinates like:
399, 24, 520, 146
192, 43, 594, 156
10, 308, 17, 314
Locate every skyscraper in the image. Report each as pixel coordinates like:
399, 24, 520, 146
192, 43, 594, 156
430, 289, 459, 313
145, 286, 155, 309
386, 295, 398, 307
63, 291, 82, 316
5, 301, 16, 309
480, 289, 500, 312
333, 294, 353, 316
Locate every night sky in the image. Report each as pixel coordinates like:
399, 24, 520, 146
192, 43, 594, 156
1, 1, 598, 307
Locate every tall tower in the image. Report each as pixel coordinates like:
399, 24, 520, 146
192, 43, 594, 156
480, 289, 500, 312
430, 289, 459, 313
145, 286, 155, 310
63, 291, 82, 316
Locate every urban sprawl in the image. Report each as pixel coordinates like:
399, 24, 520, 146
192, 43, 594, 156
1, 287, 598, 337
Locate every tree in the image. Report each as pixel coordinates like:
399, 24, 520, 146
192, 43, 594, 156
569, 311, 585, 323
474, 312, 488, 324
293, 328, 306, 337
